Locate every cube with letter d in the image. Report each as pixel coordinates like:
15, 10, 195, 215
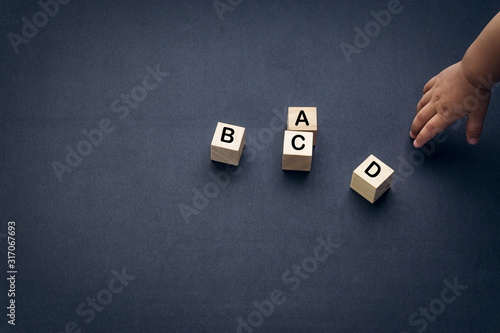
282, 130, 313, 171
211, 122, 245, 166
288, 107, 317, 145
350, 155, 394, 203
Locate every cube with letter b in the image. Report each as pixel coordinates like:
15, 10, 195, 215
288, 107, 317, 145
211, 122, 245, 166
350, 155, 394, 203
282, 130, 313, 171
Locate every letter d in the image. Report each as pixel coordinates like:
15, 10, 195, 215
365, 161, 381, 177
353, 26, 370, 48
65, 146, 82, 168
192, 189, 209, 210
38, 0, 60, 17
370, 9, 391, 27
397, 155, 414, 178
21, 17, 39, 38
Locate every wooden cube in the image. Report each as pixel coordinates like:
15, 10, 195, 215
287, 107, 317, 145
282, 130, 313, 171
350, 155, 394, 203
211, 122, 245, 166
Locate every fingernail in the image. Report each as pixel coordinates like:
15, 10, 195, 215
410, 131, 416, 139
413, 139, 421, 148
468, 137, 479, 145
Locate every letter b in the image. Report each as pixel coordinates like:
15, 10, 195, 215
221, 127, 235, 143
253, 299, 274, 317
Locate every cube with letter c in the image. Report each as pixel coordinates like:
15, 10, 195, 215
211, 122, 245, 166
350, 154, 394, 203
282, 130, 313, 171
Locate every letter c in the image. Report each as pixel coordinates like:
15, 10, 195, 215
291, 135, 305, 150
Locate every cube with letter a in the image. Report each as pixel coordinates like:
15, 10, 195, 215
287, 107, 317, 145
282, 130, 313, 171
211, 122, 245, 166
350, 155, 394, 203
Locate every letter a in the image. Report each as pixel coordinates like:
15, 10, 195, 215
295, 110, 309, 126
7, 32, 29, 54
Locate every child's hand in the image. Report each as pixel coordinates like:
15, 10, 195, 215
410, 61, 491, 148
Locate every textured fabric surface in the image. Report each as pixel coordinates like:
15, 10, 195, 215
1, 0, 499, 332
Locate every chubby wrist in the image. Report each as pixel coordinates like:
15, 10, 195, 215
461, 50, 496, 90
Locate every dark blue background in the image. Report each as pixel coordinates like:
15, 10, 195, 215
1, 0, 499, 332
